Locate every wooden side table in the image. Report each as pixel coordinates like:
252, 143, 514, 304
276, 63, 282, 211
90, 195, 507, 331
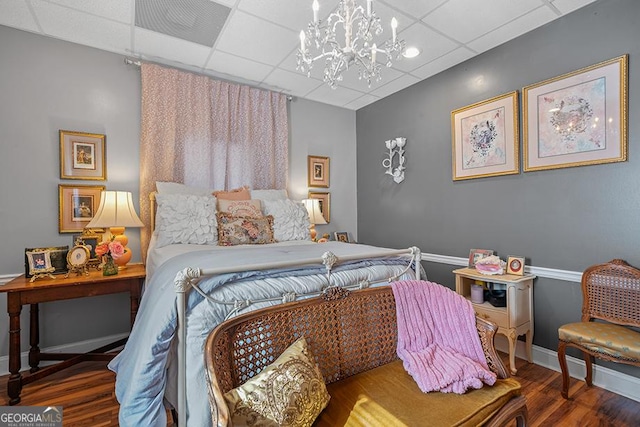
0, 263, 145, 405
453, 267, 535, 375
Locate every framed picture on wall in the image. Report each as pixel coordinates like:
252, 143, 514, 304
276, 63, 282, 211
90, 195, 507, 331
58, 184, 105, 233
308, 155, 330, 187
60, 130, 106, 180
451, 91, 519, 181
523, 55, 628, 172
307, 191, 330, 223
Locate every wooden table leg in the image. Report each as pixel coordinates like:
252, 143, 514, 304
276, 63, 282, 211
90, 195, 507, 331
29, 303, 41, 373
7, 294, 23, 405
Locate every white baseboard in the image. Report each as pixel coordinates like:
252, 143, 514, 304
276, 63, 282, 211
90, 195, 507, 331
494, 336, 640, 402
0, 332, 129, 376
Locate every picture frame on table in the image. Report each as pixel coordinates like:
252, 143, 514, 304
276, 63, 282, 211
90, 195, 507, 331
60, 130, 106, 180
72, 230, 103, 263
507, 256, 525, 276
25, 249, 56, 280
58, 184, 105, 233
452, 91, 519, 181
334, 232, 349, 243
308, 155, 330, 188
468, 249, 494, 268
307, 191, 330, 223
24, 246, 69, 277
523, 55, 628, 172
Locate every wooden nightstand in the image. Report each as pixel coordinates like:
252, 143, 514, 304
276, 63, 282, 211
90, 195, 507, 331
453, 267, 535, 375
0, 264, 145, 405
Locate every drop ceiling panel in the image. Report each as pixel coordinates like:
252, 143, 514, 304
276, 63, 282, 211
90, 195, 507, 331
215, 10, 298, 66
343, 93, 381, 110
370, 74, 421, 98
261, 68, 324, 97
305, 83, 365, 107
134, 27, 212, 67
423, 0, 542, 44
391, 22, 460, 72
468, 6, 559, 54
0, 0, 40, 32
553, 0, 597, 14
237, 0, 341, 32
410, 47, 475, 80
384, 0, 448, 20
49, 0, 132, 24
205, 51, 274, 83
32, 2, 131, 54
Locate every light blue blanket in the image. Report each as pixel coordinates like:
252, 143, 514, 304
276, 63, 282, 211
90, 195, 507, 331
109, 242, 415, 426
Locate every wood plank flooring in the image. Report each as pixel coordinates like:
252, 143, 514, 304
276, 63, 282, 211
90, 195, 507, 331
1, 356, 639, 426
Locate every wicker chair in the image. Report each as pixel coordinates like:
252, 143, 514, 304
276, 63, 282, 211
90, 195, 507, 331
558, 259, 640, 399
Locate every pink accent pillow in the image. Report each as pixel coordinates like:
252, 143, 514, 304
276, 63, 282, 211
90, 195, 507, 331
218, 199, 263, 218
213, 186, 250, 200
217, 212, 276, 246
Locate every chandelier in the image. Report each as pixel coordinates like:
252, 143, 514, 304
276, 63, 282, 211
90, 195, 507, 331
297, 0, 406, 89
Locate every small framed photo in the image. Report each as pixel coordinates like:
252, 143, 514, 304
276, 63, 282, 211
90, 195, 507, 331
24, 246, 69, 277
507, 256, 525, 276
468, 249, 494, 268
308, 155, 330, 188
25, 250, 56, 277
308, 191, 330, 223
58, 184, 105, 233
334, 231, 349, 243
60, 130, 106, 180
72, 231, 103, 263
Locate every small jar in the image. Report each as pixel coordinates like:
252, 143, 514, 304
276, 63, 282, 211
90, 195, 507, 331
471, 284, 484, 304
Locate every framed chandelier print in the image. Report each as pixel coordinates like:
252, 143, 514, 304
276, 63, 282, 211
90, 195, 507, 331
523, 55, 628, 172
451, 91, 519, 181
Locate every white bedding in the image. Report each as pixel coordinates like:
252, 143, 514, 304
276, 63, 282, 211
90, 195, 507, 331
110, 241, 417, 426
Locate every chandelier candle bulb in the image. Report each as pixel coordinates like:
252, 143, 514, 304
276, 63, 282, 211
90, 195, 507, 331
312, 0, 319, 22
300, 31, 305, 52
367, 0, 372, 15
371, 44, 377, 64
391, 17, 397, 44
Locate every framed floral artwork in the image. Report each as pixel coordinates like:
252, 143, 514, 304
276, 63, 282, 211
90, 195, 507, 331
58, 184, 105, 233
452, 91, 519, 181
523, 55, 628, 172
308, 155, 329, 187
60, 130, 106, 180
308, 191, 330, 223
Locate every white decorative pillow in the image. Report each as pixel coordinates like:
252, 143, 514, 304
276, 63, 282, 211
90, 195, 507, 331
262, 199, 311, 242
154, 193, 217, 247
155, 181, 212, 196
251, 189, 289, 201
217, 199, 263, 218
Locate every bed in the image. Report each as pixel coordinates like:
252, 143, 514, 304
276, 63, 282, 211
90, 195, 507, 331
108, 185, 422, 426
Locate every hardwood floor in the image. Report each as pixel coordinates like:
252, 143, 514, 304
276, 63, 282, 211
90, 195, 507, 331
1, 357, 638, 426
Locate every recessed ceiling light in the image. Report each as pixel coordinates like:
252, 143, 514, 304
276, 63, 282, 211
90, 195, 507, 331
403, 47, 420, 58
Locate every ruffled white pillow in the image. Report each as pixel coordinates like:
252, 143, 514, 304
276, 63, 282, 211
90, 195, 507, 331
154, 193, 217, 248
262, 199, 311, 242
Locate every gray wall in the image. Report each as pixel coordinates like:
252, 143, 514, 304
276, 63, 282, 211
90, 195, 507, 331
0, 26, 357, 361
356, 0, 640, 377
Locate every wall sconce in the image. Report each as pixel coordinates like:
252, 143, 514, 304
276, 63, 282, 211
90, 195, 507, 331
382, 137, 406, 183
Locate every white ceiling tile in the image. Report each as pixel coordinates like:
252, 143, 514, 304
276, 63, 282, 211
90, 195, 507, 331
213, 0, 238, 7
343, 94, 381, 110
0, 0, 40, 32
215, 10, 298, 66
336, 64, 404, 92
134, 28, 212, 68
237, 0, 340, 32
48, 0, 132, 23
410, 47, 475, 80
390, 22, 460, 72
423, 0, 541, 43
553, 0, 598, 15
383, 0, 448, 19
205, 51, 274, 83
305, 83, 365, 107
261, 68, 324, 97
32, 2, 131, 54
372, 1, 417, 38
369, 74, 420, 98
467, 6, 559, 53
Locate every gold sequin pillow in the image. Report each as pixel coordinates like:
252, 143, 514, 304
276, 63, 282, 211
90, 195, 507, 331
224, 337, 330, 427
217, 212, 276, 246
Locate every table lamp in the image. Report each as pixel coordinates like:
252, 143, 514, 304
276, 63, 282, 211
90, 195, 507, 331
86, 191, 144, 269
302, 199, 327, 241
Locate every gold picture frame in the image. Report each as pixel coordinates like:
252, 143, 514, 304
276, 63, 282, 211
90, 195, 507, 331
72, 229, 104, 265
308, 155, 330, 188
24, 246, 69, 277
60, 130, 106, 180
308, 191, 330, 223
58, 184, 105, 233
523, 55, 628, 172
451, 91, 519, 181
25, 249, 56, 281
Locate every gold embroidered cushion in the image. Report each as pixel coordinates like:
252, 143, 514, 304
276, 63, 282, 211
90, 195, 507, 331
217, 212, 276, 246
224, 337, 330, 427
217, 198, 263, 218
558, 322, 640, 360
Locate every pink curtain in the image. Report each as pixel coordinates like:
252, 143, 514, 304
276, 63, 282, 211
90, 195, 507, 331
139, 63, 289, 259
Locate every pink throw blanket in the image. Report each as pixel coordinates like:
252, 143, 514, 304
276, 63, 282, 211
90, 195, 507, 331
391, 280, 497, 394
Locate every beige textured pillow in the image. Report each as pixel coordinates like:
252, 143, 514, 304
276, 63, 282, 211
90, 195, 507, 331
224, 337, 330, 427
217, 199, 263, 218
213, 186, 250, 200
